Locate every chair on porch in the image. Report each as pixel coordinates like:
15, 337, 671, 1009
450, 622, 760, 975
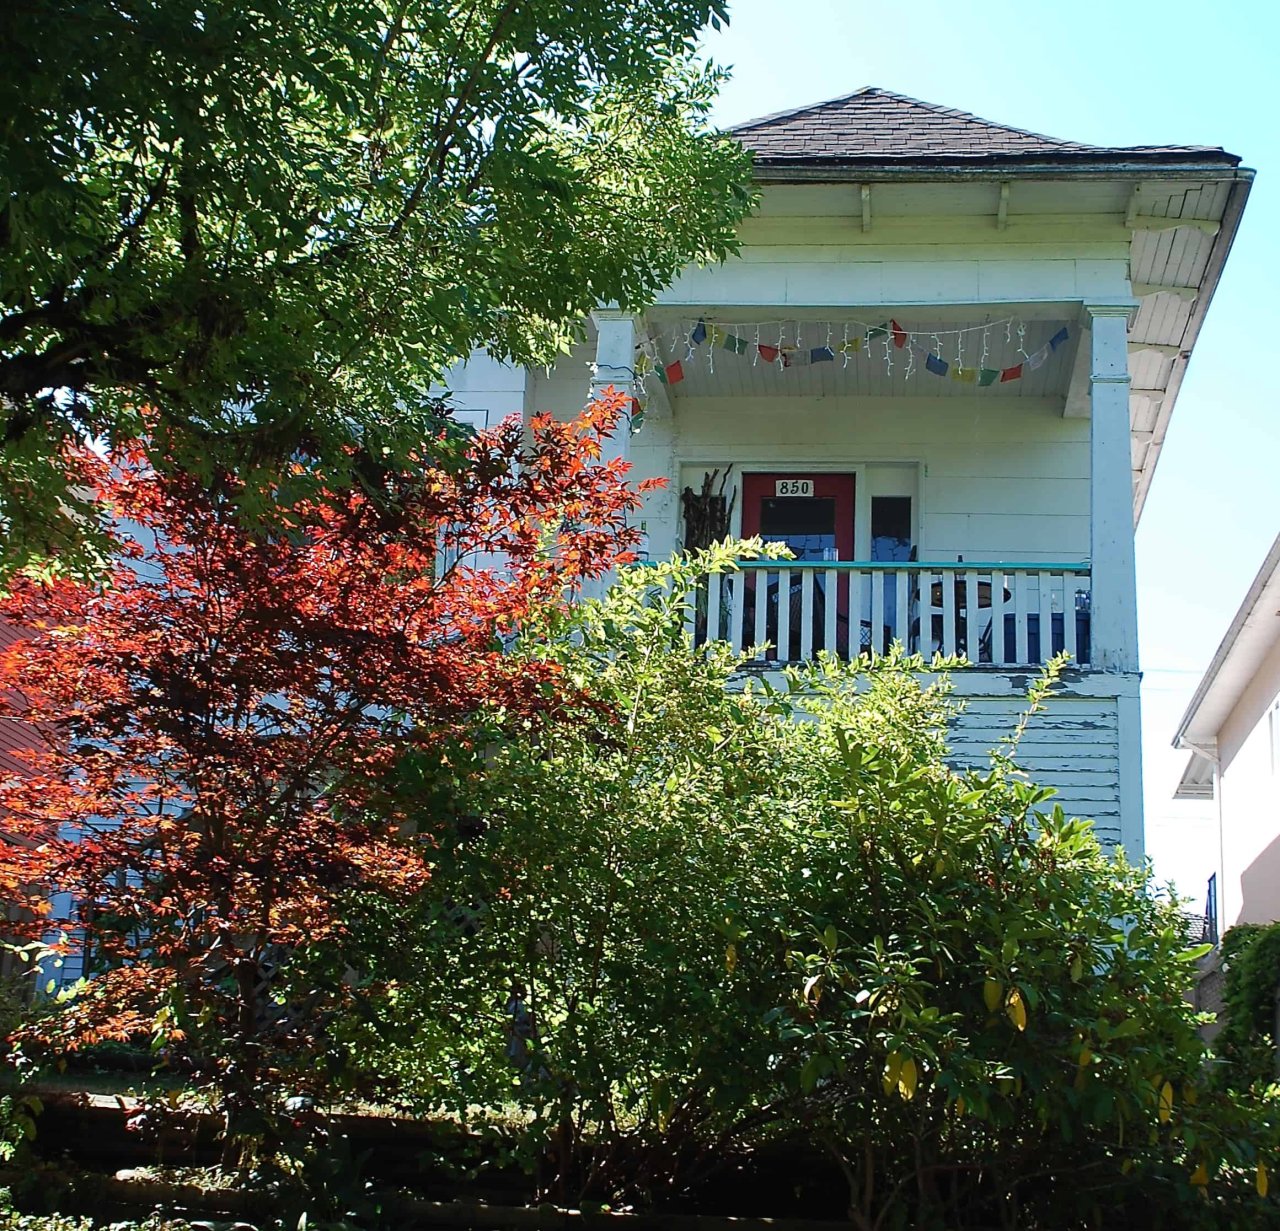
976, 609, 1092, 665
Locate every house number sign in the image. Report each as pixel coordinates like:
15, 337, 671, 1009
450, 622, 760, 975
774, 479, 814, 497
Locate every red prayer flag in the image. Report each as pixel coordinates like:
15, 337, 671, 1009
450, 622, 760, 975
757, 344, 779, 363
664, 360, 685, 385
1000, 364, 1023, 383
891, 319, 908, 349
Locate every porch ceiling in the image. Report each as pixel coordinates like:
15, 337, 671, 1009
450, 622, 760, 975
644, 313, 1075, 401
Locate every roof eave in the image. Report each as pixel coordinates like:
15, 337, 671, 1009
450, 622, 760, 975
745, 154, 1244, 182
1173, 752, 1216, 801
1174, 531, 1280, 751
1134, 168, 1254, 522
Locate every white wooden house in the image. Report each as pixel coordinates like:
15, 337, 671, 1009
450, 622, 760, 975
445, 87, 1251, 859
1174, 534, 1280, 939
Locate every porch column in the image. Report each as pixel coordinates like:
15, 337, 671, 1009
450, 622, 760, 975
588, 308, 637, 467
1087, 302, 1139, 674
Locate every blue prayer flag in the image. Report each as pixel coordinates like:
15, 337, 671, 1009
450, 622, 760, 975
1048, 326, 1069, 351
690, 320, 708, 346
925, 353, 948, 377
810, 346, 835, 363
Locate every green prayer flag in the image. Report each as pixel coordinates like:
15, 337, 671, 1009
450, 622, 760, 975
978, 368, 1000, 387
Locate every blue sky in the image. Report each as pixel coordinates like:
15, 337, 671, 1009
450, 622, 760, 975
701, 0, 1279, 898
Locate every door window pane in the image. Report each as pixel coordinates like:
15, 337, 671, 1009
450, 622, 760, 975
759, 497, 837, 561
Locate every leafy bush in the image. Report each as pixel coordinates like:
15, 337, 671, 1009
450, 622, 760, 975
1214, 921, 1280, 1092
361, 546, 1280, 1229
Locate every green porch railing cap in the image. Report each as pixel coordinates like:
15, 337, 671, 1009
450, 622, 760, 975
730, 559, 1092, 572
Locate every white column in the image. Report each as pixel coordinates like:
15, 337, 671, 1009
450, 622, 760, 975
1087, 303, 1139, 674
588, 308, 637, 468
582, 310, 639, 598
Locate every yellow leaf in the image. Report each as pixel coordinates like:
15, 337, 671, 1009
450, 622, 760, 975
983, 978, 1002, 1013
1190, 1162, 1209, 1187
955, 1096, 966, 1118
1159, 1081, 1174, 1124
1184, 1083, 1199, 1106
1259, 1162, 1269, 1198
882, 1052, 902, 1096
1121, 1158, 1133, 1175
1006, 988, 1027, 1032
1078, 1046, 1093, 1068
1070, 953, 1083, 982
898, 1056, 918, 1101
725, 943, 737, 974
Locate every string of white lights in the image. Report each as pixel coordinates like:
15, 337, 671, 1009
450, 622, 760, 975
671, 313, 1024, 339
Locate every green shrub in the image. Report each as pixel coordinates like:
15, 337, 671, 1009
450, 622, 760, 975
1215, 921, 1280, 1092
353, 547, 1280, 1229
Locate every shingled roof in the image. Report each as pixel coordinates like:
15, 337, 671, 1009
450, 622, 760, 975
732, 87, 1239, 170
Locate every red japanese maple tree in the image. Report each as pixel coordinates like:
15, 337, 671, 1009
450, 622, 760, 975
0, 393, 652, 1145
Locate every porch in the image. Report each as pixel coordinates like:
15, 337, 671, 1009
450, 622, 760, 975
576, 299, 1138, 678
690, 559, 1091, 667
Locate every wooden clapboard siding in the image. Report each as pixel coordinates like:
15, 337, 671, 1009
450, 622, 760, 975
946, 694, 1124, 847
656, 394, 1089, 563
434, 354, 532, 427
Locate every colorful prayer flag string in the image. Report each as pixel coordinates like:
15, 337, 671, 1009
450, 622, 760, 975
656, 318, 1066, 390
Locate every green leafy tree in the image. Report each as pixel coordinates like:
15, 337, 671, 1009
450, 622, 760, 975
0, 0, 753, 578
362, 548, 1280, 1229
1213, 922, 1280, 1095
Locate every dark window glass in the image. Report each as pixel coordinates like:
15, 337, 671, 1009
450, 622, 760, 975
760, 496, 836, 561
870, 496, 912, 562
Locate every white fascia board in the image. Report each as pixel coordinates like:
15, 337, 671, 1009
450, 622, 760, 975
1174, 534, 1280, 751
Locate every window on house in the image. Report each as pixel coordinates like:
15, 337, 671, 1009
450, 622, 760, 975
870, 495, 913, 562
759, 496, 839, 561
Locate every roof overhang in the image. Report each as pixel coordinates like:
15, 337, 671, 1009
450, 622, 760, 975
746, 157, 1244, 181
1174, 750, 1217, 801
737, 160, 1252, 525
1174, 534, 1280, 756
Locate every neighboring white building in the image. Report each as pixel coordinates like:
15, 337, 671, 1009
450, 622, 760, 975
1174, 535, 1280, 938
446, 87, 1252, 859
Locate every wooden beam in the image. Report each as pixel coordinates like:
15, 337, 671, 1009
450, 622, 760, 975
1127, 342, 1185, 358
860, 184, 872, 232
1124, 184, 1143, 229
1132, 282, 1199, 302
1063, 322, 1093, 418
996, 181, 1010, 231
1130, 215, 1220, 237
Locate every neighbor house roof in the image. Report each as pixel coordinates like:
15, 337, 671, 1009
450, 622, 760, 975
732, 87, 1241, 171
1173, 534, 1280, 799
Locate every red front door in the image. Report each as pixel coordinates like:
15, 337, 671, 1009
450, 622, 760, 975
739, 473, 856, 659
741, 473, 855, 560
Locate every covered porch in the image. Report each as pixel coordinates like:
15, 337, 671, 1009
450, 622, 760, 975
586, 300, 1136, 673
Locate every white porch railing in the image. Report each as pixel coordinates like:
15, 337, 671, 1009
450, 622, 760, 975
689, 562, 1092, 667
